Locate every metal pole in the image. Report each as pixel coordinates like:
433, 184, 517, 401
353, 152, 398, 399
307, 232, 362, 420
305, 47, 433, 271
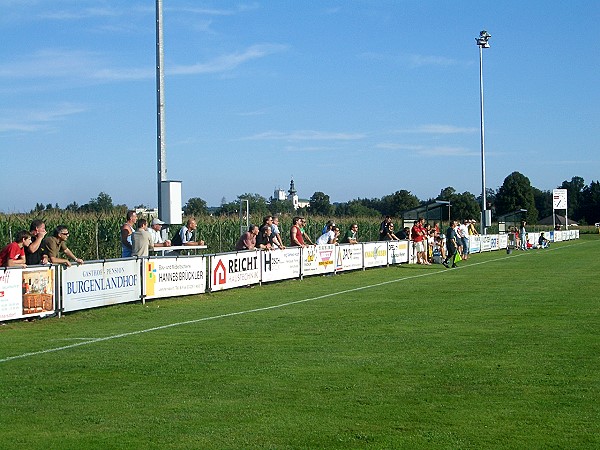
156, 0, 167, 219
479, 44, 487, 235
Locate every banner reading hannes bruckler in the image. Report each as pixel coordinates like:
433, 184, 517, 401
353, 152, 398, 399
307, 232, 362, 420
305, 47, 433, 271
302, 244, 335, 277
145, 256, 206, 299
362, 242, 388, 268
210, 251, 260, 292
335, 244, 363, 272
62, 259, 141, 312
261, 248, 301, 283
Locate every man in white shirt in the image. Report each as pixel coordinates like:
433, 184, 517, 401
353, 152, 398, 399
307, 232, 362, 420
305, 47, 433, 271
149, 218, 171, 248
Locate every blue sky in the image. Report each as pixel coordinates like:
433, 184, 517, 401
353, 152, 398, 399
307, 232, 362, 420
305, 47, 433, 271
1, 1, 598, 213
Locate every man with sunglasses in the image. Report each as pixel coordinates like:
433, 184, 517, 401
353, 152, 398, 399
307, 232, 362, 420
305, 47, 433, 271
43, 225, 84, 267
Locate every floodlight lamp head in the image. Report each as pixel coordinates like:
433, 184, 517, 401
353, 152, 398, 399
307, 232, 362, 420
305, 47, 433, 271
476, 29, 491, 48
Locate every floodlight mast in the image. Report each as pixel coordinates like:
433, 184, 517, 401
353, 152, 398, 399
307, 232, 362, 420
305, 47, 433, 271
156, 0, 167, 220
476, 30, 491, 234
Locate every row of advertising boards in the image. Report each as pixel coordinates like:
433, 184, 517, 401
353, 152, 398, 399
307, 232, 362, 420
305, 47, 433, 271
0, 230, 579, 322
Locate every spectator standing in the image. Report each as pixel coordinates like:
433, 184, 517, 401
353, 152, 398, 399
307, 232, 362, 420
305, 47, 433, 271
25, 220, 48, 265
0, 230, 32, 268
442, 221, 459, 268
132, 218, 154, 257
120, 210, 137, 257
342, 224, 359, 244
411, 218, 429, 264
235, 225, 259, 251
300, 217, 314, 245
459, 220, 470, 260
271, 216, 286, 249
520, 221, 528, 250
43, 225, 84, 267
289, 217, 306, 247
149, 218, 171, 248
379, 216, 392, 241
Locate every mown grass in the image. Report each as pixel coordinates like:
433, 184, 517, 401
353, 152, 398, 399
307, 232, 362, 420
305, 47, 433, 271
1, 236, 599, 449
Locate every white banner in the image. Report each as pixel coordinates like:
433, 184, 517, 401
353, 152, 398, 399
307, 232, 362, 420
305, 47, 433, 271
388, 240, 409, 265
335, 244, 364, 272
497, 234, 508, 250
210, 251, 260, 292
62, 259, 141, 312
469, 235, 481, 254
144, 256, 206, 299
261, 248, 301, 283
553, 188, 567, 210
302, 245, 336, 276
0, 269, 24, 321
363, 242, 388, 268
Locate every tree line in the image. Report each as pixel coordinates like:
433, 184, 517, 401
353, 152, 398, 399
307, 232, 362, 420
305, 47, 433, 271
26, 172, 600, 225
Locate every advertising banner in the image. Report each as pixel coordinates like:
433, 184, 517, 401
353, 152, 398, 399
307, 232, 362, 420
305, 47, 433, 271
62, 259, 141, 312
469, 235, 481, 254
363, 242, 388, 268
210, 251, 260, 292
480, 235, 492, 252
144, 256, 206, 299
261, 248, 301, 283
302, 245, 336, 277
1, 267, 56, 321
497, 234, 508, 250
388, 240, 409, 265
335, 244, 364, 272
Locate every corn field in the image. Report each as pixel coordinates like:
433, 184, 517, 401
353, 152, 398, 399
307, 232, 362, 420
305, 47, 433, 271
0, 212, 383, 260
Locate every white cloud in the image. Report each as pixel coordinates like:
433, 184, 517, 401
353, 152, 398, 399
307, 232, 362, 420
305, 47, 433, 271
241, 130, 366, 141
0, 103, 86, 133
395, 124, 477, 134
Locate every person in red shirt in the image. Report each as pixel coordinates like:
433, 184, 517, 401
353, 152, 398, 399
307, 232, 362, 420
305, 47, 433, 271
0, 230, 32, 268
411, 217, 429, 265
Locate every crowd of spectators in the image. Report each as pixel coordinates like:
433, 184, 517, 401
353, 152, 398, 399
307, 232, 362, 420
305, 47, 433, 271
4, 212, 540, 269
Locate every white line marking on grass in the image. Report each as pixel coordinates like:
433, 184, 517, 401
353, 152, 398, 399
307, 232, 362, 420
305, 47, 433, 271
0, 240, 589, 364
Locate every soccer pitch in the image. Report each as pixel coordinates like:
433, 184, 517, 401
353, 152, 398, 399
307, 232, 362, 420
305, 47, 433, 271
1, 237, 599, 449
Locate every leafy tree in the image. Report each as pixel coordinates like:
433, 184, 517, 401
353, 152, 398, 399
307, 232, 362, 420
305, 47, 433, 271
308, 191, 333, 216
81, 192, 115, 213
269, 198, 294, 215
65, 201, 79, 212
183, 197, 208, 216
532, 188, 553, 220
437, 187, 480, 221
495, 172, 538, 223
379, 190, 420, 217
558, 176, 585, 221
218, 193, 270, 217
579, 180, 600, 225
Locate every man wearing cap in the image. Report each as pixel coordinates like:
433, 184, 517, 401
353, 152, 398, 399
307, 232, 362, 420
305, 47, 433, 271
149, 218, 171, 248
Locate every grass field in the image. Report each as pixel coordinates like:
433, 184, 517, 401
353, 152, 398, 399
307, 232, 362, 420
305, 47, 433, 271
1, 236, 599, 449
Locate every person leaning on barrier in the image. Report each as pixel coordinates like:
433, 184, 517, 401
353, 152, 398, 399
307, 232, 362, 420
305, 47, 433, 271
235, 225, 259, 251
300, 217, 314, 245
289, 216, 306, 248
43, 225, 84, 267
0, 230, 32, 268
25, 219, 49, 265
271, 216, 286, 249
342, 224, 359, 244
256, 225, 275, 250
132, 218, 154, 257
176, 218, 205, 246
149, 218, 171, 247
317, 222, 337, 245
